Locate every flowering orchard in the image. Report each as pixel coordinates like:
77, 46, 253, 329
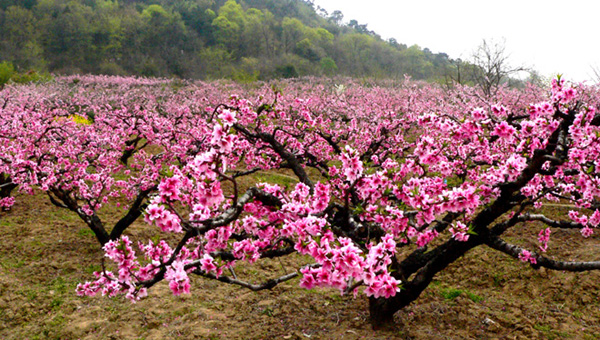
2, 76, 600, 328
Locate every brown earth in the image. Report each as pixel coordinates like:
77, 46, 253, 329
1, 191, 600, 340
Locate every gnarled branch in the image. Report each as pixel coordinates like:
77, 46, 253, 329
485, 234, 600, 272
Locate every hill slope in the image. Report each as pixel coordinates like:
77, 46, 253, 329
0, 0, 456, 80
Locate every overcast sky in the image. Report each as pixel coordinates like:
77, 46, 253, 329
313, 0, 600, 82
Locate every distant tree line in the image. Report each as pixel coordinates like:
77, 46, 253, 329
0, 0, 524, 83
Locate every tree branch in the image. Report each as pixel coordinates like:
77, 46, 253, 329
109, 186, 156, 240
188, 187, 282, 233
517, 213, 585, 229
193, 271, 299, 291
485, 234, 600, 271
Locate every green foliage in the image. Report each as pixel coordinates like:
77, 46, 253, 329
10, 70, 53, 84
97, 61, 126, 76
212, 14, 241, 49
275, 64, 299, 79
141, 4, 169, 19
0, 0, 469, 81
231, 69, 259, 83
199, 46, 233, 79
135, 58, 162, 77
0, 61, 15, 87
231, 57, 260, 82
320, 57, 337, 76
0, 61, 53, 89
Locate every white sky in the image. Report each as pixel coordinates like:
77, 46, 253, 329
313, 0, 600, 82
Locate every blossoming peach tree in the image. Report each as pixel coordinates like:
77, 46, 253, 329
0, 77, 229, 244
3, 76, 600, 328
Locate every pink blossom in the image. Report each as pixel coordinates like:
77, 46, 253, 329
450, 221, 470, 242
538, 228, 551, 252
518, 250, 537, 265
165, 261, 191, 295
200, 254, 218, 273
471, 107, 486, 120
492, 121, 516, 139
581, 227, 594, 238
218, 109, 237, 125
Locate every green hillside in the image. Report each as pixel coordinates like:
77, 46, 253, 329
0, 0, 459, 81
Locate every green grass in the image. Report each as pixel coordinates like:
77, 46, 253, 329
439, 286, 484, 303
0, 257, 25, 269
534, 324, 572, 340
84, 263, 102, 275
256, 172, 298, 188
440, 287, 462, 300
77, 228, 96, 238
259, 306, 274, 317
465, 291, 484, 303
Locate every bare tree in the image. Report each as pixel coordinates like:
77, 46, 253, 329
589, 65, 600, 85
470, 38, 529, 97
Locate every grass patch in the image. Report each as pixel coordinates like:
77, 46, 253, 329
0, 257, 26, 269
50, 297, 64, 310
465, 291, 484, 303
493, 272, 506, 287
84, 263, 102, 275
50, 277, 69, 294
534, 324, 572, 339
256, 172, 298, 188
439, 287, 484, 303
77, 228, 96, 238
259, 306, 274, 317
440, 287, 462, 300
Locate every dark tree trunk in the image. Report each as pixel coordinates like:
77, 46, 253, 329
48, 188, 110, 245
0, 174, 17, 211
369, 296, 399, 330
0, 174, 16, 198
367, 281, 428, 329
108, 187, 153, 241
78, 211, 110, 246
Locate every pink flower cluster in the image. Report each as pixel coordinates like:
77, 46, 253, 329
76, 236, 148, 302
450, 221, 470, 242
518, 250, 537, 265
0, 196, 15, 209
538, 228, 551, 252
165, 261, 191, 295
145, 202, 182, 233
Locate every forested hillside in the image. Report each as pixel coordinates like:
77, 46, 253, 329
0, 0, 459, 81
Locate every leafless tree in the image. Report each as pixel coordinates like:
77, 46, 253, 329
470, 38, 529, 97
589, 65, 600, 85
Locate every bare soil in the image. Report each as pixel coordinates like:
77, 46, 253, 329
2, 191, 600, 340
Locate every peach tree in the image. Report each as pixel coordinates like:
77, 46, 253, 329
6, 76, 598, 328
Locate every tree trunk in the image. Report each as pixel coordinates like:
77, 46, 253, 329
368, 296, 398, 330
368, 283, 425, 329
80, 212, 110, 246
0, 174, 16, 198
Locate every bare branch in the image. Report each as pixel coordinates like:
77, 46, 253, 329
192, 270, 299, 291
0, 181, 15, 189
485, 234, 600, 272
230, 168, 261, 178
518, 213, 585, 229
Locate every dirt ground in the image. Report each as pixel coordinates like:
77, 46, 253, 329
2, 191, 600, 340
